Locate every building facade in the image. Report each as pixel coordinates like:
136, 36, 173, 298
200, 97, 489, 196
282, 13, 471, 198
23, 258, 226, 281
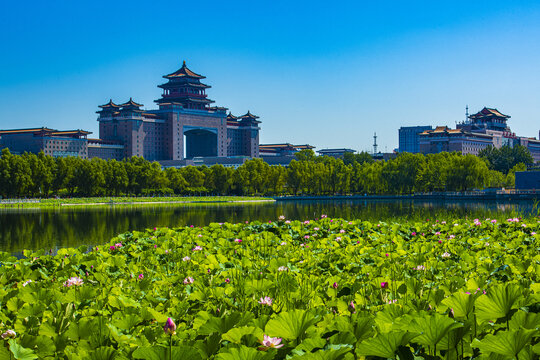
417, 107, 540, 162
0, 128, 91, 158
398, 125, 433, 153
96, 61, 261, 161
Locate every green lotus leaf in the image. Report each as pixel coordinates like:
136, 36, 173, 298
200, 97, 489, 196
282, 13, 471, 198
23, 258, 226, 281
472, 328, 536, 357
222, 326, 263, 344
215, 345, 275, 360
441, 291, 475, 318
8, 339, 38, 360
475, 284, 525, 322
265, 309, 320, 340
355, 331, 419, 359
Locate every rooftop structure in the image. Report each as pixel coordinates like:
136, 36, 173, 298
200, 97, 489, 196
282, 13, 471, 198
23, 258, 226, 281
317, 148, 356, 158
259, 143, 315, 157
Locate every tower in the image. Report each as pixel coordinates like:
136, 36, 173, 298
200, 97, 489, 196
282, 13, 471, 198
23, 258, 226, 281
373, 132, 378, 154
155, 61, 214, 110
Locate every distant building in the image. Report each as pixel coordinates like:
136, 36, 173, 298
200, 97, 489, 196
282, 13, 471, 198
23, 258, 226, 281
259, 143, 315, 157
0, 128, 91, 158
0, 61, 262, 162
416, 107, 540, 162
97, 61, 261, 161
317, 148, 356, 158
398, 126, 432, 153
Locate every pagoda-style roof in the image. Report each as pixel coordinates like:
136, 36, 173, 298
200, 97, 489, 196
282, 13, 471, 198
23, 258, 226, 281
163, 61, 205, 79
470, 107, 510, 120
119, 98, 143, 108
98, 99, 121, 109
227, 113, 239, 120
240, 111, 259, 120
0, 128, 91, 138
0, 127, 55, 135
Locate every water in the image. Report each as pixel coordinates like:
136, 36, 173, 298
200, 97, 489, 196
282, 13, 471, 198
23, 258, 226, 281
0, 200, 537, 254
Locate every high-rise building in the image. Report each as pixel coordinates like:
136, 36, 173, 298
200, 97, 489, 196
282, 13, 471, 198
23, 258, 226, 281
398, 126, 433, 153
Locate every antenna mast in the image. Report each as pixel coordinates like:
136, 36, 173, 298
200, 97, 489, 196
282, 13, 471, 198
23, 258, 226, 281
373, 132, 378, 154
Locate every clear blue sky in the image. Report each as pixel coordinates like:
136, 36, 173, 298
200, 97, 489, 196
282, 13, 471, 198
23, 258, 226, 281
1, 0, 539, 152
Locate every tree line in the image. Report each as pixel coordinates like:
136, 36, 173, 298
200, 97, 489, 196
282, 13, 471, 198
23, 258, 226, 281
0, 146, 532, 198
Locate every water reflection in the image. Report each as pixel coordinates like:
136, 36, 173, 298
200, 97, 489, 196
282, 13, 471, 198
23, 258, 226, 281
0, 200, 536, 254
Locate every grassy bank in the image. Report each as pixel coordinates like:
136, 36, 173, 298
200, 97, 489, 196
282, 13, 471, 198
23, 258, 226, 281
0, 216, 538, 358
0, 196, 274, 209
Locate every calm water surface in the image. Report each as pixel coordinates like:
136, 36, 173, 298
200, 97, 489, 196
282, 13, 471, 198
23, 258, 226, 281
0, 200, 537, 254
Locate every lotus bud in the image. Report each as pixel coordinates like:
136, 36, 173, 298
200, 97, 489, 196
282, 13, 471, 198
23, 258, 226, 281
164, 317, 176, 335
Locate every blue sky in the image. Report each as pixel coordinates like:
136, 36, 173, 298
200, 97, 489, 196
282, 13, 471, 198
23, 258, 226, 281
1, 0, 539, 152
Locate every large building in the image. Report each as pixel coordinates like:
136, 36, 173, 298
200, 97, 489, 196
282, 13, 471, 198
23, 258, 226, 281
0, 128, 91, 158
94, 61, 261, 161
416, 107, 540, 163
0, 62, 261, 162
398, 125, 433, 153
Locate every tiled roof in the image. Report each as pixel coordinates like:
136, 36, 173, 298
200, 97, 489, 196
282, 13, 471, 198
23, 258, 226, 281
98, 99, 121, 109
470, 107, 510, 119
120, 98, 143, 108
164, 61, 205, 79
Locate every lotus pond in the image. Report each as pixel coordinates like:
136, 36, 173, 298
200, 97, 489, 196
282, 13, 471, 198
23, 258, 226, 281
0, 216, 539, 359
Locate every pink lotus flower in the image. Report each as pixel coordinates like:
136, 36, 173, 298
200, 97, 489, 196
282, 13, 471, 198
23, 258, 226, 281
225, 278, 230, 283
491, 219, 497, 224
183, 276, 194, 284
381, 281, 389, 289
304, 235, 310, 239
22, 280, 32, 287
321, 214, 327, 218
234, 238, 242, 243
411, 232, 416, 236
1, 330, 16, 339
285, 220, 291, 224
114, 243, 123, 248
278, 266, 288, 271
332, 282, 338, 289
335, 237, 341, 241
192, 246, 203, 251
339, 229, 345, 234
278, 215, 285, 220
63, 276, 83, 287
260, 335, 283, 349
138, 274, 144, 280
182, 256, 191, 262
304, 220, 310, 224
164, 318, 176, 335
442, 252, 451, 258
258, 296, 273, 306
109, 245, 116, 251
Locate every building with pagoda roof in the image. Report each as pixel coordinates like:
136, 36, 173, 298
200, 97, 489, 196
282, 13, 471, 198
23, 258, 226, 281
94, 61, 261, 161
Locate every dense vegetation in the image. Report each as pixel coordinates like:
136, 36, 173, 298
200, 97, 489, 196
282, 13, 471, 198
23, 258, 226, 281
478, 145, 534, 174
0, 148, 530, 198
0, 216, 538, 359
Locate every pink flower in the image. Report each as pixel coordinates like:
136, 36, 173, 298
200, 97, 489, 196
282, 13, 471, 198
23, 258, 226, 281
197, 234, 203, 238
381, 281, 389, 289
182, 256, 191, 262
278, 215, 285, 220
335, 237, 341, 241
192, 246, 203, 251
411, 232, 416, 236
321, 214, 327, 218
114, 243, 123, 248
225, 278, 230, 283
258, 296, 273, 306
234, 238, 242, 243
285, 220, 291, 224
110, 245, 116, 251
442, 252, 451, 258
304, 220, 310, 225
435, 232, 441, 235
349, 301, 355, 311
183, 276, 194, 284
385, 253, 389, 257
1, 330, 16, 339
339, 229, 345, 234
138, 274, 144, 280
164, 318, 176, 335
314, 227, 320, 231
332, 282, 338, 289
63, 276, 83, 287
260, 335, 283, 349
491, 219, 497, 224
154, 245, 158, 248
304, 235, 310, 239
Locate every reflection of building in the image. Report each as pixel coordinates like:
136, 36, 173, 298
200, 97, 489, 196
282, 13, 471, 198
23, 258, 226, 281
399, 126, 432, 153
417, 107, 540, 162
317, 148, 355, 158
96, 61, 261, 161
0, 128, 91, 158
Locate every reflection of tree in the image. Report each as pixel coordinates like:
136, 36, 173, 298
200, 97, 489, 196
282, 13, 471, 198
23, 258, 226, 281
0, 200, 531, 254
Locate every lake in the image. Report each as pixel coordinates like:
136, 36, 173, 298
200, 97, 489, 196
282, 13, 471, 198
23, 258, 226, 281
0, 199, 537, 254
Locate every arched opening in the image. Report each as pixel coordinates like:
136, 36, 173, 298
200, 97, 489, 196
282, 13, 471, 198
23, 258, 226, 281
184, 128, 217, 158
